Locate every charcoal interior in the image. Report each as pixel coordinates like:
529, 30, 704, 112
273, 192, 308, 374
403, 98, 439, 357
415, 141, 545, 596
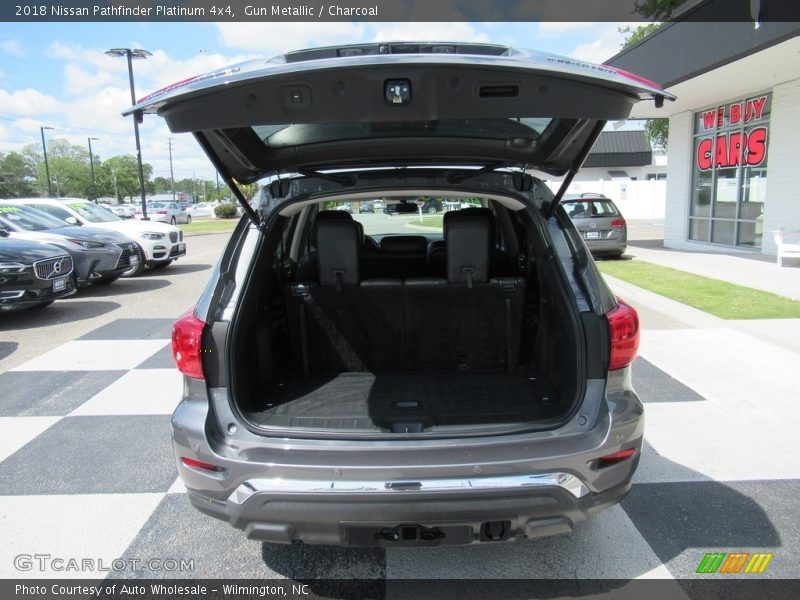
231, 201, 579, 434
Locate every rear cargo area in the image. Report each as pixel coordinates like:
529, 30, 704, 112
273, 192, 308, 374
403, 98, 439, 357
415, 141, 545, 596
248, 371, 559, 432
228, 201, 583, 437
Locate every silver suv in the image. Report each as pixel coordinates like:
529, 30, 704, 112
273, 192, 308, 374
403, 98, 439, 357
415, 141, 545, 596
132, 43, 671, 547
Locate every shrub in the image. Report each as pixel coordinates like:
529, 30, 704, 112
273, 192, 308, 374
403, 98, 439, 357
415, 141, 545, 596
214, 203, 238, 219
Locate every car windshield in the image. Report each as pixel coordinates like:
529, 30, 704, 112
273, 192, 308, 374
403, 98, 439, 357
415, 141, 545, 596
0, 204, 70, 231
563, 199, 620, 218
65, 201, 121, 223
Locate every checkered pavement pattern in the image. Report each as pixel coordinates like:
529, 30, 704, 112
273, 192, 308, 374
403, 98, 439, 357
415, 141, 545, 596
1, 317, 798, 582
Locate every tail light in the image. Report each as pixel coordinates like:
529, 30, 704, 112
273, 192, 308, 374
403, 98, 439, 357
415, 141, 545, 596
172, 308, 206, 379
180, 457, 224, 472
155, 210, 167, 215
597, 448, 637, 468
610, 218, 626, 229
607, 299, 639, 370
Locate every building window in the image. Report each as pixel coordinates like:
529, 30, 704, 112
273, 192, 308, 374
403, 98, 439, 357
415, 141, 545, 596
689, 93, 770, 248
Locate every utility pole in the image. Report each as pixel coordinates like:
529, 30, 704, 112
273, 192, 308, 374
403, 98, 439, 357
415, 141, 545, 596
215, 171, 220, 200
87, 137, 99, 202
40, 126, 54, 197
168, 137, 176, 203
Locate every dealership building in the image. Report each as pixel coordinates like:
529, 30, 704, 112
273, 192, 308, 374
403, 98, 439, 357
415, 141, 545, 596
607, 10, 800, 255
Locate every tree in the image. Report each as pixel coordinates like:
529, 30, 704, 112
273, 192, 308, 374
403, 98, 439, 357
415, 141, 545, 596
0, 151, 38, 198
97, 155, 153, 202
619, 23, 670, 150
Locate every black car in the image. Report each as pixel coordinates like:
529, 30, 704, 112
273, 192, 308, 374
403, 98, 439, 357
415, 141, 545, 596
0, 235, 76, 311
421, 198, 443, 213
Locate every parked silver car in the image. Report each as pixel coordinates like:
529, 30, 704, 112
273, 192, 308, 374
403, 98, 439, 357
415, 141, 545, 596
131, 42, 671, 547
136, 201, 191, 225
563, 193, 628, 258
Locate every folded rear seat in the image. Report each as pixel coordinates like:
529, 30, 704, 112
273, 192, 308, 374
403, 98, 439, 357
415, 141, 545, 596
406, 209, 525, 373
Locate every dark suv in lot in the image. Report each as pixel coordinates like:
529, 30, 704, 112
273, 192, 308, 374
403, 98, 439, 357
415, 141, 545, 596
0, 236, 76, 311
133, 43, 671, 547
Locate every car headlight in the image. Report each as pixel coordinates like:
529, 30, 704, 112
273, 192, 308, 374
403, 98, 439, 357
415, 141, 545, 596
0, 262, 28, 274
140, 232, 166, 240
66, 238, 105, 249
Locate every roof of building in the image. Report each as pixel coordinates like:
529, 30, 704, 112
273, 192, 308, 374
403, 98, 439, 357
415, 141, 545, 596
584, 130, 652, 168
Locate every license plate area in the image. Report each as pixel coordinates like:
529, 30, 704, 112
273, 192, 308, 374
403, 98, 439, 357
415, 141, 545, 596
52, 277, 68, 292
344, 523, 473, 547
584, 231, 600, 239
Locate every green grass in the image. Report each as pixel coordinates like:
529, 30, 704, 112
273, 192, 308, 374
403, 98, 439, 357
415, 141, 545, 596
180, 219, 239, 236
597, 259, 800, 320
408, 215, 443, 228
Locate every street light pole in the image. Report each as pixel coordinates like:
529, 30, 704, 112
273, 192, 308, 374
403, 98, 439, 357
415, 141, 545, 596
106, 47, 151, 219
40, 126, 54, 197
87, 137, 99, 202
168, 137, 176, 203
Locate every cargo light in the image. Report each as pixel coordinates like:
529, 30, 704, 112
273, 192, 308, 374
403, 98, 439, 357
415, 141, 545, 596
607, 298, 639, 370
172, 307, 206, 379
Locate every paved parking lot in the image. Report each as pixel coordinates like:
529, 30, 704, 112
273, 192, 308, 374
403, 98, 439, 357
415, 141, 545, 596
1, 230, 798, 587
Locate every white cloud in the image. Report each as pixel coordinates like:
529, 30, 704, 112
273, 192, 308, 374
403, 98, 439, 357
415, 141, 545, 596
369, 22, 489, 43
215, 22, 365, 53
568, 23, 638, 63
0, 88, 61, 116
0, 39, 25, 57
536, 22, 598, 37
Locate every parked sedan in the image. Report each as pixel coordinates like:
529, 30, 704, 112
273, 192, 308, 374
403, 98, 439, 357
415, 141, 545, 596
136, 201, 191, 225
0, 203, 135, 286
14, 198, 186, 277
0, 236, 77, 311
563, 193, 627, 258
187, 202, 219, 218
106, 204, 137, 219
357, 201, 374, 214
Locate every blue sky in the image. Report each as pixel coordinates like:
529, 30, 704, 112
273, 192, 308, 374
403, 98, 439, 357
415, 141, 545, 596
0, 21, 639, 181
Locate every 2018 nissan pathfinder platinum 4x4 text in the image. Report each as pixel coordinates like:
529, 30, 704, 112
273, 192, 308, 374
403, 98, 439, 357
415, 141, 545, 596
131, 43, 669, 547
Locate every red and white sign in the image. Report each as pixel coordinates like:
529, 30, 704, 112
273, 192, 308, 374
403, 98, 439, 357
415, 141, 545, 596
696, 96, 768, 171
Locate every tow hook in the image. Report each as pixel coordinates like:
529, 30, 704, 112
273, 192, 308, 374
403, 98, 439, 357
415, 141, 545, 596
376, 525, 444, 543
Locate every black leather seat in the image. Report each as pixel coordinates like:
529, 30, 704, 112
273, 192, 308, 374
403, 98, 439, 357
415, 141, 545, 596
406, 210, 525, 372
378, 235, 428, 279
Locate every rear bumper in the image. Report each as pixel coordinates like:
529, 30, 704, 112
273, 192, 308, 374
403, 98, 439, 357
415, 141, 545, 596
187, 476, 632, 546
586, 239, 626, 255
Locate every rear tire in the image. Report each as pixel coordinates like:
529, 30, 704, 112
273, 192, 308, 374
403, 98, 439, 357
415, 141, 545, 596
151, 260, 173, 269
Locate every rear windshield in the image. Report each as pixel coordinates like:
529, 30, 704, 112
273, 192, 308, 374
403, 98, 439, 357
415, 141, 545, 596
563, 199, 620, 218
0, 204, 69, 231
253, 118, 552, 149
327, 198, 483, 235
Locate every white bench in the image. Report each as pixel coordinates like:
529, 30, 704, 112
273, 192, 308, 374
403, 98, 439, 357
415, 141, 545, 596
772, 230, 800, 267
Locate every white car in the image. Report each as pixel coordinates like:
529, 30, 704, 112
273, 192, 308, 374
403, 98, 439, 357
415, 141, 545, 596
106, 204, 136, 219
136, 201, 191, 224
186, 202, 219, 218
14, 198, 187, 277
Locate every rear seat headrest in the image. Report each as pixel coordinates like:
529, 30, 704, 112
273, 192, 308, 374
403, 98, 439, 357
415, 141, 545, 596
316, 210, 353, 222
315, 220, 360, 289
445, 210, 491, 287
380, 235, 428, 255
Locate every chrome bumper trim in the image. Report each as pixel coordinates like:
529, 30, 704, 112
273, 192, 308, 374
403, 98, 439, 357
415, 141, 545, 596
228, 472, 590, 505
